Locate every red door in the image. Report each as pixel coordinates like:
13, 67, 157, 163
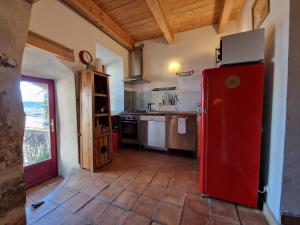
21, 76, 58, 188
200, 63, 264, 207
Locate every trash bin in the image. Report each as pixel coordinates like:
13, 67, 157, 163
112, 130, 119, 151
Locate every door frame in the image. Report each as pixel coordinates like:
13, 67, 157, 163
21, 75, 58, 188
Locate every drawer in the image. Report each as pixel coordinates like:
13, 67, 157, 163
140, 115, 165, 122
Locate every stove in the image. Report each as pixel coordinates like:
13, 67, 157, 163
121, 110, 146, 113
120, 113, 141, 145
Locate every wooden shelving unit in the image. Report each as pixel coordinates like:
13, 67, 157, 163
79, 70, 112, 172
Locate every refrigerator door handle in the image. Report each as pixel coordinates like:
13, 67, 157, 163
204, 76, 209, 192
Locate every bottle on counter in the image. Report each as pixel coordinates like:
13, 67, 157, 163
196, 103, 201, 113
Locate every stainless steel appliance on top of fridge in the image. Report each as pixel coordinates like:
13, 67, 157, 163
216, 29, 265, 66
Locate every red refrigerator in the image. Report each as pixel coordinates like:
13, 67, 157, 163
199, 63, 264, 208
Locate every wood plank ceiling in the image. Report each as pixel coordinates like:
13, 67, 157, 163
63, 0, 245, 49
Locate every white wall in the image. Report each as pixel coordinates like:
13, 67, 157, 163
96, 43, 125, 115
106, 59, 124, 115
238, 0, 290, 223
130, 22, 238, 111
22, 46, 81, 178
29, 0, 129, 70
22, 0, 129, 177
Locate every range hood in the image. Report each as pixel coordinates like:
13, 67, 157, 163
124, 44, 150, 84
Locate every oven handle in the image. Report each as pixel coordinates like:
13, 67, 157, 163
121, 120, 138, 124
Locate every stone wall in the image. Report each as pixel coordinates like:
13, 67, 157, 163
0, 0, 32, 224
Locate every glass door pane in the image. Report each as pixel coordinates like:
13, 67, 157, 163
21, 80, 51, 166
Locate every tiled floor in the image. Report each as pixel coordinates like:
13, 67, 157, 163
26, 148, 269, 225
26, 176, 64, 207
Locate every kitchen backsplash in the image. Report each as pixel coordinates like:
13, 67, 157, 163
124, 89, 200, 112
124, 90, 151, 111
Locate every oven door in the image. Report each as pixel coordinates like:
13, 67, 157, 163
120, 120, 139, 143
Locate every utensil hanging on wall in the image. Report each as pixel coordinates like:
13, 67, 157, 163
176, 70, 194, 77
176, 70, 194, 84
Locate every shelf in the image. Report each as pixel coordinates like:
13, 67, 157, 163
100, 132, 111, 136
94, 113, 109, 117
94, 93, 107, 97
93, 70, 110, 77
94, 132, 111, 138
80, 70, 110, 77
80, 69, 112, 172
94, 75, 108, 94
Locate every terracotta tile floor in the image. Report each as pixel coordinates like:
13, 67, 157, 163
26, 176, 64, 207
26, 148, 269, 225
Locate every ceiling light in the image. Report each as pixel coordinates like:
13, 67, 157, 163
168, 61, 181, 73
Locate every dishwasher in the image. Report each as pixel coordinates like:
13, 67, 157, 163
166, 114, 197, 152
140, 115, 167, 151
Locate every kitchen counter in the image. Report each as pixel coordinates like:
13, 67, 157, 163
119, 111, 200, 157
119, 111, 199, 116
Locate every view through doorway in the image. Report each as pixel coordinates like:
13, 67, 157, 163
21, 76, 57, 188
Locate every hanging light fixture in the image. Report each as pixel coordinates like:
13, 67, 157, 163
168, 61, 181, 73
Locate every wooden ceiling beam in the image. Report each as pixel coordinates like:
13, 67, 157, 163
218, 0, 234, 34
25, 0, 40, 3
27, 30, 75, 62
146, 0, 174, 44
62, 0, 134, 50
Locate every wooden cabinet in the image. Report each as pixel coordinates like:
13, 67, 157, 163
79, 70, 112, 171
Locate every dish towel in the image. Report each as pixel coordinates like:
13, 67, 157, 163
178, 118, 187, 134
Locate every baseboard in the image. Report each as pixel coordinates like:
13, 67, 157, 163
263, 203, 280, 225
281, 213, 300, 225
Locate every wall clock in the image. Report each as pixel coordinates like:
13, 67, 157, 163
79, 50, 93, 65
